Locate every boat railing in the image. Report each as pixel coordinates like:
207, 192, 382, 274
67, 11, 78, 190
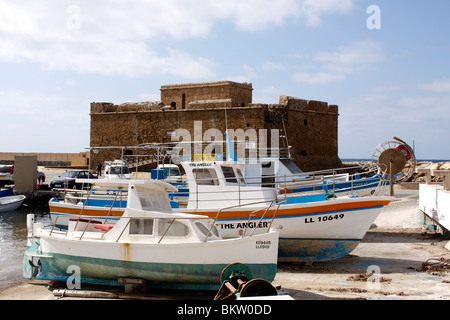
53, 186, 127, 232
180, 164, 386, 209
50, 211, 270, 244
372, 163, 390, 196
209, 198, 286, 239
242, 147, 292, 159
51, 163, 388, 212
59, 189, 128, 204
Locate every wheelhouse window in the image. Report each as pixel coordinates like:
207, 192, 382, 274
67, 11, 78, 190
236, 168, 246, 185
158, 219, 189, 237
195, 221, 219, 238
130, 218, 154, 235
136, 187, 171, 210
192, 168, 219, 186
221, 166, 237, 183
110, 166, 130, 174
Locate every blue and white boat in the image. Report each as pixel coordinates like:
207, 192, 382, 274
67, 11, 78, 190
0, 188, 14, 198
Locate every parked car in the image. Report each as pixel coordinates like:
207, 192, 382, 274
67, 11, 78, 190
0, 165, 46, 187
0, 165, 14, 187
37, 171, 46, 184
50, 170, 97, 190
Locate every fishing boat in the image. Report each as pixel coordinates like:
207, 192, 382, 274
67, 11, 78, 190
172, 159, 392, 262
48, 133, 393, 262
24, 179, 279, 290
0, 195, 26, 212
48, 158, 392, 262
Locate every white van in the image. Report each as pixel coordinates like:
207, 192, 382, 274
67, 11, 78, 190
104, 160, 131, 179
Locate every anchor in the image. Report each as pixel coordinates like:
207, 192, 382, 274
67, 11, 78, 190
214, 263, 278, 300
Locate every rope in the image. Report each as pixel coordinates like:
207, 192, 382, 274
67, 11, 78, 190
418, 256, 450, 274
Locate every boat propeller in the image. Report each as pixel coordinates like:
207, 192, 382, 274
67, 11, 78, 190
28, 257, 42, 278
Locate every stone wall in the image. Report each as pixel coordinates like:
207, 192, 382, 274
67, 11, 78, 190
89, 82, 341, 172
90, 105, 267, 168
279, 96, 341, 170
160, 80, 253, 110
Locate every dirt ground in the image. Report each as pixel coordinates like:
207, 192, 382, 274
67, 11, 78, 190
1, 186, 450, 300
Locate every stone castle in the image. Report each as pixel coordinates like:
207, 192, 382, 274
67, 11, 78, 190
89, 80, 341, 171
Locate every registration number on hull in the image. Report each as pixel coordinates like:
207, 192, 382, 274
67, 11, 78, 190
304, 213, 345, 224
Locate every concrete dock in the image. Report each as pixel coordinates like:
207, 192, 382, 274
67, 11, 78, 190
1, 185, 449, 300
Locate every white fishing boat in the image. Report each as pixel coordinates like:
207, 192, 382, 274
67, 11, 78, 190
0, 195, 26, 212
172, 159, 393, 262
24, 179, 279, 290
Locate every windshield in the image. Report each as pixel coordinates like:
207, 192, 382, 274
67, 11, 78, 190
60, 171, 79, 178
110, 166, 130, 174
167, 168, 180, 176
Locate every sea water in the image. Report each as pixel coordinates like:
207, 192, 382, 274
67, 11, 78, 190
0, 205, 51, 291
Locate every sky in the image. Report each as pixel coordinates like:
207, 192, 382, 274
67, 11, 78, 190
0, 0, 449, 160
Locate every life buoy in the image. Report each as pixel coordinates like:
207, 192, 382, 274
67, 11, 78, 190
279, 189, 292, 194
397, 144, 411, 161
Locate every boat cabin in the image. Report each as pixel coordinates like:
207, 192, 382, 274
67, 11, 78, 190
66, 179, 222, 243
180, 160, 278, 210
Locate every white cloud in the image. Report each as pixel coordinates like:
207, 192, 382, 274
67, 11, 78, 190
338, 90, 450, 159
297, 0, 355, 27
316, 41, 382, 67
286, 53, 307, 60
293, 71, 344, 85
0, 91, 64, 116
419, 79, 450, 93
0, 90, 89, 152
0, 1, 356, 78
262, 61, 286, 72
227, 64, 258, 83
293, 40, 383, 85
253, 86, 286, 104
398, 95, 450, 120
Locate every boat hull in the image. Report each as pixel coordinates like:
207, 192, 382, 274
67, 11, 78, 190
180, 197, 391, 262
24, 231, 279, 290
278, 238, 360, 262
0, 195, 26, 212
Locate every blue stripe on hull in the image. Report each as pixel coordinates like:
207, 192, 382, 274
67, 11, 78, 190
278, 238, 360, 263
24, 246, 276, 291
